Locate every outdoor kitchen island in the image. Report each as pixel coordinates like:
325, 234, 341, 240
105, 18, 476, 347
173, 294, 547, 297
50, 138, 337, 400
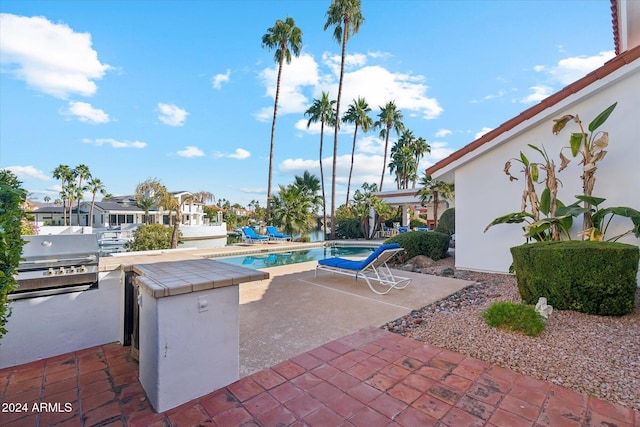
131, 258, 268, 412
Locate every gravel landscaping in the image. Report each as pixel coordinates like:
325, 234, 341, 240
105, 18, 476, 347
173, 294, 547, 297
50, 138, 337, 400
383, 254, 640, 411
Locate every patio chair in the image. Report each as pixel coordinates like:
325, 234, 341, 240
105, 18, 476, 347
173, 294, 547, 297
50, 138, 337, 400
315, 243, 412, 295
266, 226, 292, 241
241, 227, 268, 244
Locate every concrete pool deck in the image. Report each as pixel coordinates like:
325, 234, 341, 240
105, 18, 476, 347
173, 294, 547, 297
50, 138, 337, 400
239, 262, 473, 377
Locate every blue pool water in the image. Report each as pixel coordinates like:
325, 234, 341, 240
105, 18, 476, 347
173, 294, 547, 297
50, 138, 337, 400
217, 246, 375, 269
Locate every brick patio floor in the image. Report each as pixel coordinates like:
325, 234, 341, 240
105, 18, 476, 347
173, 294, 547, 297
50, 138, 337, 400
1, 327, 637, 427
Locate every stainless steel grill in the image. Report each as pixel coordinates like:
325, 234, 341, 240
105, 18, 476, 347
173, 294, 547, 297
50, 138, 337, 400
10, 234, 100, 300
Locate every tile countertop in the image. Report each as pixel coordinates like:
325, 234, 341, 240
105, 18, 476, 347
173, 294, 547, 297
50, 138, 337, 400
132, 259, 269, 298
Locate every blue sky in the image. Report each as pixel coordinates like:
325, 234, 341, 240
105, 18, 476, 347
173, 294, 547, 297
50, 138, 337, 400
1, 0, 616, 209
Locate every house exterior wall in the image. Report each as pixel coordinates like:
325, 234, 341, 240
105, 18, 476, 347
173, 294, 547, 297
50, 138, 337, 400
451, 64, 640, 273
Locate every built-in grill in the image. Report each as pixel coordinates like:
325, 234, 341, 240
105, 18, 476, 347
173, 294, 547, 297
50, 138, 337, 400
10, 234, 100, 300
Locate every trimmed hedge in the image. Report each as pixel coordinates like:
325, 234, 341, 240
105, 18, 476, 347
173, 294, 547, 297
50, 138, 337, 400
435, 207, 455, 235
385, 231, 450, 262
511, 241, 639, 316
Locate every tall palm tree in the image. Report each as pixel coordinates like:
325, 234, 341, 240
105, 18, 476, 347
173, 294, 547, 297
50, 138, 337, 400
341, 97, 373, 207
86, 177, 107, 227
305, 92, 336, 236
374, 101, 404, 191
324, 0, 364, 239
73, 164, 91, 225
417, 173, 455, 229
52, 165, 72, 226
261, 17, 303, 223
389, 144, 415, 190
411, 137, 431, 188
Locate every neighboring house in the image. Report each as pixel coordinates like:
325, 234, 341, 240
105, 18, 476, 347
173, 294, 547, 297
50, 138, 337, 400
426, 0, 640, 273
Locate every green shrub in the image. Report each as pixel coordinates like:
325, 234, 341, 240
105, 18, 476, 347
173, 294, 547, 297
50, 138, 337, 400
483, 302, 546, 337
511, 241, 639, 315
335, 218, 364, 239
126, 224, 176, 251
1, 170, 28, 340
409, 218, 427, 228
385, 231, 450, 262
435, 207, 455, 235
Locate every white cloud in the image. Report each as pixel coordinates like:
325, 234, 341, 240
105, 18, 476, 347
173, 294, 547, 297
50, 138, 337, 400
212, 69, 231, 89
82, 138, 146, 148
214, 148, 251, 160
520, 85, 553, 104
427, 142, 454, 162
4, 165, 50, 181
176, 146, 204, 158
475, 127, 493, 140
157, 103, 188, 126
0, 13, 111, 99
322, 51, 368, 76
63, 101, 110, 124
240, 187, 266, 194
256, 53, 320, 121
543, 51, 615, 85
228, 148, 250, 159
435, 129, 452, 138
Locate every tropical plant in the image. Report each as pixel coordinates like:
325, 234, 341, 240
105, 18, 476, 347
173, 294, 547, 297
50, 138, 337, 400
270, 184, 317, 237
86, 177, 107, 227
485, 103, 639, 242
73, 164, 91, 225
324, 0, 364, 239
305, 91, 336, 235
349, 182, 392, 239
342, 97, 373, 206
52, 164, 72, 226
0, 170, 27, 340
416, 173, 455, 229
262, 16, 303, 223
375, 101, 404, 191
293, 170, 323, 214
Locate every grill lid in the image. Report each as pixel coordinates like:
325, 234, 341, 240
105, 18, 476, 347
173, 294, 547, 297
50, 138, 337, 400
19, 234, 99, 270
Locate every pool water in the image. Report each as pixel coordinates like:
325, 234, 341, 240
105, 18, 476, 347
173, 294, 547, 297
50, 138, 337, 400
217, 246, 375, 269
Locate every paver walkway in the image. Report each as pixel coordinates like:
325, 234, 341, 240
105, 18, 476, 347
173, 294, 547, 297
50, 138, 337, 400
1, 327, 636, 427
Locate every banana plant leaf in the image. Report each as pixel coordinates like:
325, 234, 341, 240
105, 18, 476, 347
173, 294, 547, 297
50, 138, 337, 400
484, 211, 535, 233
588, 102, 617, 132
592, 206, 640, 239
575, 195, 606, 207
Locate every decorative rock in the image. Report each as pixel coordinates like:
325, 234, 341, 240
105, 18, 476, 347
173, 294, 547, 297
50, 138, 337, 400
406, 255, 437, 269
441, 267, 455, 276
535, 297, 553, 319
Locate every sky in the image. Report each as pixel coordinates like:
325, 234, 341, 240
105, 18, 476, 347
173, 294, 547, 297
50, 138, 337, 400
0, 0, 617, 210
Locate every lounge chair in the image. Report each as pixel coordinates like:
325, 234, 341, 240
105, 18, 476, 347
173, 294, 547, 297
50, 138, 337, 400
266, 226, 292, 241
241, 227, 268, 244
315, 243, 411, 295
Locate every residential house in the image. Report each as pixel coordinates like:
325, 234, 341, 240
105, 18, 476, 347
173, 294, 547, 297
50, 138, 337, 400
426, 0, 640, 273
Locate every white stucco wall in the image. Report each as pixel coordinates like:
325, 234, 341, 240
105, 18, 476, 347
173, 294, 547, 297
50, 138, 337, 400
0, 270, 123, 368
449, 62, 640, 274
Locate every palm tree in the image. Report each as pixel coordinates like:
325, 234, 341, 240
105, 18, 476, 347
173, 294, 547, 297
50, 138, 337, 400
342, 97, 373, 207
389, 144, 415, 190
43, 196, 51, 205
417, 173, 455, 229
324, 0, 364, 239
52, 165, 72, 226
261, 17, 303, 223
305, 91, 336, 236
293, 170, 322, 212
411, 137, 431, 188
86, 177, 107, 227
374, 101, 404, 191
73, 164, 91, 225
135, 178, 165, 226
271, 184, 316, 237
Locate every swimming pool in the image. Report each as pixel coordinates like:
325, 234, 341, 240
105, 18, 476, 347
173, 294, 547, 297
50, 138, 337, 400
217, 245, 376, 269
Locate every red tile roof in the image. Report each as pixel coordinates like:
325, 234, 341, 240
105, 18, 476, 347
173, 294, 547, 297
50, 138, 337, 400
425, 44, 640, 177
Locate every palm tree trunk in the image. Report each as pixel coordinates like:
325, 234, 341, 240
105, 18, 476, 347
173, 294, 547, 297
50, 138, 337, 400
171, 208, 181, 249
345, 124, 358, 207
266, 55, 285, 223
433, 191, 439, 230
380, 130, 390, 191
89, 194, 96, 227
320, 122, 327, 236
330, 20, 349, 240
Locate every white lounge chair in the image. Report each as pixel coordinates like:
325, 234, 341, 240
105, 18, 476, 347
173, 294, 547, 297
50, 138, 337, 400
315, 243, 412, 295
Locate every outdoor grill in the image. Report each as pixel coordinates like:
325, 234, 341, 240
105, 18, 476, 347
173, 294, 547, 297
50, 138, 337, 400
10, 234, 100, 300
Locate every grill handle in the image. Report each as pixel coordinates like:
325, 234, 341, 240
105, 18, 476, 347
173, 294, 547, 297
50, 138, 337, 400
20, 255, 97, 265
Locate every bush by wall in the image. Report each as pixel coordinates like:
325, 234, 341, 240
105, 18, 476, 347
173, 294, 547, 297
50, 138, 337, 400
385, 231, 450, 262
126, 224, 176, 251
435, 207, 455, 235
511, 241, 639, 316
335, 218, 364, 239
0, 170, 27, 340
